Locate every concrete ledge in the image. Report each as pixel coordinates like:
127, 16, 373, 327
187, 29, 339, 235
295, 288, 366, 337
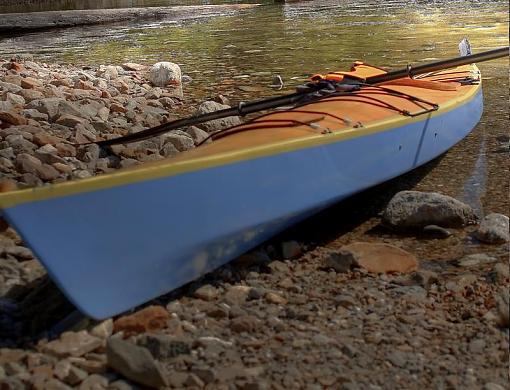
0, 4, 258, 33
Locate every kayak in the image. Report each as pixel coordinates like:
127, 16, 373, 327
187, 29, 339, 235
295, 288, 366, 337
0, 61, 483, 319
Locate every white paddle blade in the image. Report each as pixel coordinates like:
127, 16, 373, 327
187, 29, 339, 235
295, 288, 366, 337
459, 38, 472, 57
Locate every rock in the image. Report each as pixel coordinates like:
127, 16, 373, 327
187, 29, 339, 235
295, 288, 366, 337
27, 98, 65, 121
22, 108, 49, 122
20, 89, 45, 102
483, 384, 506, 390
343, 242, 418, 273
56, 115, 87, 128
162, 131, 194, 152
265, 292, 287, 305
149, 62, 182, 87
6, 133, 37, 152
122, 63, 147, 72
324, 249, 356, 273
113, 305, 169, 336
160, 142, 179, 157
458, 253, 498, 267
495, 291, 509, 328
422, 224, 452, 238
230, 315, 261, 333
468, 339, 486, 353
195, 101, 242, 133
77, 144, 100, 168
191, 368, 216, 385
475, 213, 509, 244
54, 360, 88, 385
106, 337, 168, 388
137, 333, 190, 359
382, 191, 478, 228
490, 263, 509, 284
98, 65, 118, 80
224, 285, 251, 305
110, 103, 126, 113
89, 319, 113, 339
281, 241, 302, 259
20, 77, 43, 89
185, 126, 209, 145
4, 92, 25, 106
0, 101, 14, 112
0, 81, 22, 93
78, 374, 109, 389
334, 294, 357, 309
16, 153, 42, 174
193, 284, 219, 301
43, 331, 103, 358
0, 111, 28, 126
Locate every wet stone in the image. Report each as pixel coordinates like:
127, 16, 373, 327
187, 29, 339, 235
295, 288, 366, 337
475, 213, 509, 244
458, 253, 498, 268
382, 191, 478, 228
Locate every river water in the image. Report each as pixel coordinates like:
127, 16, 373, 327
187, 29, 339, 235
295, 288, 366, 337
0, 0, 508, 214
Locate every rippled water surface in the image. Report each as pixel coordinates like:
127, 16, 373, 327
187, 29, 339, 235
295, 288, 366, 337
0, 0, 508, 213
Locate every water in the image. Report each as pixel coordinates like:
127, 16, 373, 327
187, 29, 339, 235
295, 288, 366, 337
0, 0, 508, 213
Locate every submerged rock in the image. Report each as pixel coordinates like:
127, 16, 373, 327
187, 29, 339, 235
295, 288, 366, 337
338, 242, 418, 274
382, 191, 478, 228
474, 213, 509, 244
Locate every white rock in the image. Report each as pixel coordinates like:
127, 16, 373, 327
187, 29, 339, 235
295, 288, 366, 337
149, 62, 182, 87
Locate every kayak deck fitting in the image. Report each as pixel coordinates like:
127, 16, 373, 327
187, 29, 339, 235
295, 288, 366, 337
0, 62, 483, 319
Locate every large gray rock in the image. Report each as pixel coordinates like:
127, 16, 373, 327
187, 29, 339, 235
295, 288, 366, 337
106, 337, 168, 388
195, 101, 241, 133
475, 213, 509, 244
149, 62, 181, 87
382, 191, 478, 228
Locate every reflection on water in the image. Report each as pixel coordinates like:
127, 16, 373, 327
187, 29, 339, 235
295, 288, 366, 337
0, 0, 506, 93
460, 135, 487, 216
0, 0, 258, 14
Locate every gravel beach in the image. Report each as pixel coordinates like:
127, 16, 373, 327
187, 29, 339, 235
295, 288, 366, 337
0, 55, 508, 389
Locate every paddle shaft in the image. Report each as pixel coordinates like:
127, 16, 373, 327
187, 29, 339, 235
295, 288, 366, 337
367, 47, 509, 84
95, 46, 508, 147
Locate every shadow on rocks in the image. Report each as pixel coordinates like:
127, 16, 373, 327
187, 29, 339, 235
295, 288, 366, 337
271, 153, 444, 247
0, 275, 77, 347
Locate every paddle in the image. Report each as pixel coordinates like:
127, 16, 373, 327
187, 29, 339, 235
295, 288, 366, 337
95, 46, 508, 147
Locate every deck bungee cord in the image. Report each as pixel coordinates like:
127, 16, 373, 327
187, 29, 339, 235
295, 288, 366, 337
77, 46, 507, 150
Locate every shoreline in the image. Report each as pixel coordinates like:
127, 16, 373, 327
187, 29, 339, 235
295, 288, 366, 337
0, 56, 508, 388
0, 4, 258, 33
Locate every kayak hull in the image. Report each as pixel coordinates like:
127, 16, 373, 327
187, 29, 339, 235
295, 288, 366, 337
2, 86, 483, 319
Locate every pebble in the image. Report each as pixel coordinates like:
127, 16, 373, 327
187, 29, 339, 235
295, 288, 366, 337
43, 331, 102, 358
195, 100, 241, 133
149, 62, 181, 87
265, 292, 287, 305
193, 284, 219, 301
